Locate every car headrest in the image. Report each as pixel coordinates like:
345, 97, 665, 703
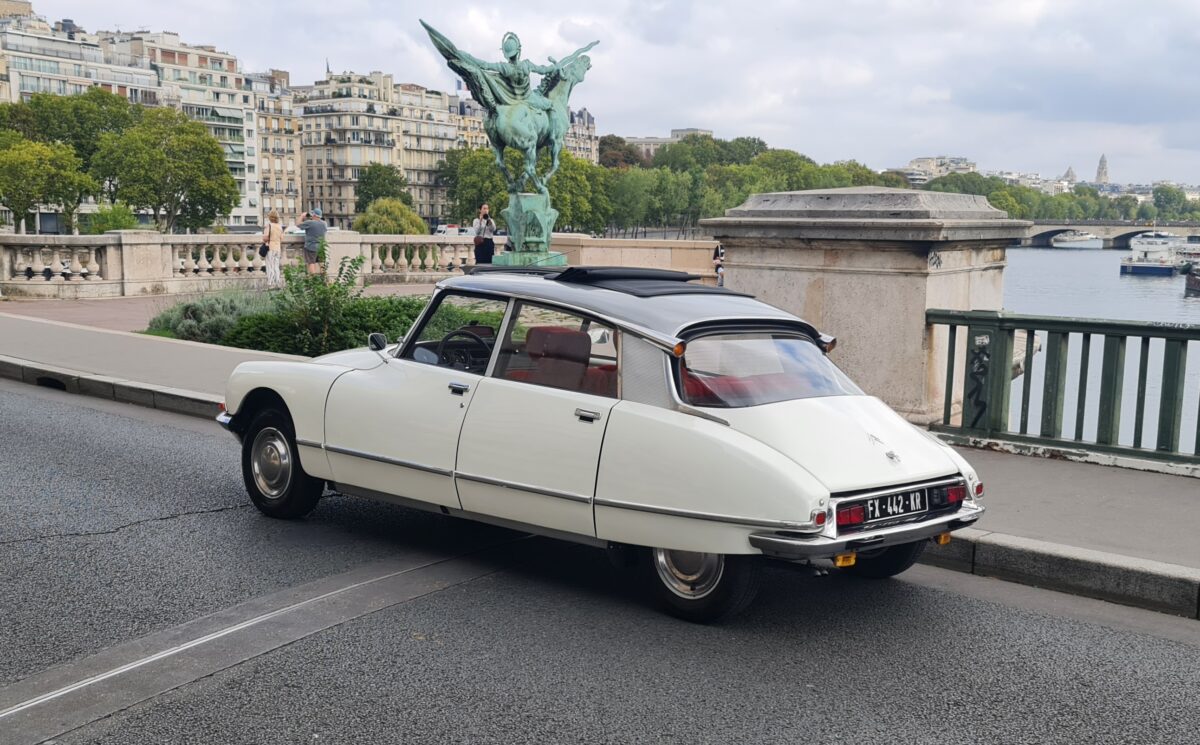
525, 326, 591, 364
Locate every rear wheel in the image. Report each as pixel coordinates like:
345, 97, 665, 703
846, 540, 925, 578
643, 548, 760, 623
241, 407, 323, 519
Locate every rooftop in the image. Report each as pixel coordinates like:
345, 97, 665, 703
440, 268, 810, 344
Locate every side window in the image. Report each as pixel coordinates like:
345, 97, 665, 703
494, 302, 619, 398
401, 293, 508, 374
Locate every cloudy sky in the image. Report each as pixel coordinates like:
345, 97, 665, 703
35, 0, 1200, 184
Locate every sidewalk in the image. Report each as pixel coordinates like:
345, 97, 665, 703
2, 305, 1198, 619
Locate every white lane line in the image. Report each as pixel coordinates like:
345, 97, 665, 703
0, 556, 451, 722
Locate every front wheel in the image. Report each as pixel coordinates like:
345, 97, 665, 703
643, 548, 760, 623
241, 407, 323, 519
845, 540, 925, 578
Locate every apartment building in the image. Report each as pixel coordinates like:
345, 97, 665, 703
248, 69, 301, 220
454, 96, 489, 151
564, 107, 598, 164
297, 71, 402, 229
0, 14, 158, 104
625, 127, 712, 161
100, 31, 259, 226
394, 83, 455, 225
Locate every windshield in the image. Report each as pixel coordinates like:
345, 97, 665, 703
678, 332, 862, 408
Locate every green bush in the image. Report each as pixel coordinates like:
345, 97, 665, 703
223, 296, 430, 356
146, 291, 272, 344
86, 202, 139, 234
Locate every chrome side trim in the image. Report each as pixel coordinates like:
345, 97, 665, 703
455, 472, 591, 504
593, 497, 822, 532
295, 438, 322, 449
323, 444, 453, 477
335, 483, 608, 548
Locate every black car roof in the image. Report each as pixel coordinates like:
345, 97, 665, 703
439, 267, 816, 346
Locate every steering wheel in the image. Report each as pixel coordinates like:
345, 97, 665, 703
435, 329, 492, 370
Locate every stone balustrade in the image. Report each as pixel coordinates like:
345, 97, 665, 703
0, 231, 718, 299
0, 231, 715, 297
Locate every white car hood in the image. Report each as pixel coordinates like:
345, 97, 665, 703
717, 396, 959, 493
311, 347, 387, 370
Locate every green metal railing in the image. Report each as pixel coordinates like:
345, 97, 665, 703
927, 309, 1200, 463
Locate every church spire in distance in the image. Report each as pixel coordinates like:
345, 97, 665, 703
1096, 154, 1109, 184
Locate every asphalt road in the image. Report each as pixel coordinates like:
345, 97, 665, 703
2, 378, 1199, 745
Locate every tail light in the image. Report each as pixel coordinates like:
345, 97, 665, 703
929, 483, 967, 508
836, 503, 865, 528
974, 482, 985, 498
812, 509, 828, 527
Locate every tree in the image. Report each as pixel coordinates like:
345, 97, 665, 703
1, 89, 137, 173
355, 162, 412, 213
91, 108, 238, 232
452, 148, 509, 226
0, 139, 56, 233
353, 197, 427, 234
608, 167, 655, 236
720, 137, 769, 165
1137, 202, 1158, 221
986, 190, 1022, 218
1152, 185, 1188, 220
925, 172, 1008, 196
44, 142, 99, 235
86, 202, 140, 234
877, 170, 912, 189
435, 147, 471, 221
598, 134, 645, 169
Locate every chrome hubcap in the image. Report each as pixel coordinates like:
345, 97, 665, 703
251, 427, 292, 499
653, 548, 724, 600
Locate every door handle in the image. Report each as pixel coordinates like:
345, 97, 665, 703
575, 408, 601, 422
448, 382, 470, 395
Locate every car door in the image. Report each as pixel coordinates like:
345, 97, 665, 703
455, 302, 620, 536
323, 292, 509, 509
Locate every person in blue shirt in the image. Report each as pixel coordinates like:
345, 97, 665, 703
296, 208, 328, 275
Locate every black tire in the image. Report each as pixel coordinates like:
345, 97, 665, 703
846, 540, 926, 578
240, 406, 323, 519
643, 548, 760, 623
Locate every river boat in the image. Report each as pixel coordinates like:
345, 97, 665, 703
1120, 232, 1185, 276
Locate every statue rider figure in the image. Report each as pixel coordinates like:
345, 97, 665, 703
480, 32, 556, 111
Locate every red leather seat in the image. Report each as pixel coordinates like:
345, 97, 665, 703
583, 364, 618, 397
525, 326, 592, 392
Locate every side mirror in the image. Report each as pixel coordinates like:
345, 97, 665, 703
368, 332, 387, 351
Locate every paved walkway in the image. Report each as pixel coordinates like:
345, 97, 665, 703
2, 298, 1198, 616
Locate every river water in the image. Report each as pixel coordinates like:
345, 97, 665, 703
1000, 245, 1199, 453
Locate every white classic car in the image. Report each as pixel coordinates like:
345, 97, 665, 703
218, 267, 984, 622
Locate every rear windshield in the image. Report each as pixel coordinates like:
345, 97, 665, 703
679, 332, 862, 408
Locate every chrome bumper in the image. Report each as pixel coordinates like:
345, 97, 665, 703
750, 502, 984, 561
215, 411, 237, 438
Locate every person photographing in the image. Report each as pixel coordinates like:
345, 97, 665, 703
472, 203, 496, 265
296, 208, 327, 275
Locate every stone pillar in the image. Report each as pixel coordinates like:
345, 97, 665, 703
701, 187, 1030, 424
112, 230, 170, 295
321, 230, 368, 285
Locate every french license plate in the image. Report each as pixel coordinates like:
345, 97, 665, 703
863, 489, 927, 522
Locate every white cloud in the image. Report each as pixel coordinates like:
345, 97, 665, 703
30, 0, 1200, 182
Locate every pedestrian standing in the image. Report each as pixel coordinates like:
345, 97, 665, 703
472, 203, 496, 265
712, 243, 725, 287
262, 209, 284, 288
296, 208, 327, 275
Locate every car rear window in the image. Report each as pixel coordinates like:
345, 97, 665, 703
679, 332, 862, 408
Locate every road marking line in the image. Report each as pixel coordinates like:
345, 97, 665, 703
0, 550, 492, 723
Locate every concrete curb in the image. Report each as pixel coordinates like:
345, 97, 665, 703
0, 354, 221, 419
920, 527, 1200, 619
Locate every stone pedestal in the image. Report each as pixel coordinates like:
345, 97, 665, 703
700, 187, 1030, 424
502, 192, 558, 253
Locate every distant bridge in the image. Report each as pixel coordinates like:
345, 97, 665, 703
1023, 220, 1200, 248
